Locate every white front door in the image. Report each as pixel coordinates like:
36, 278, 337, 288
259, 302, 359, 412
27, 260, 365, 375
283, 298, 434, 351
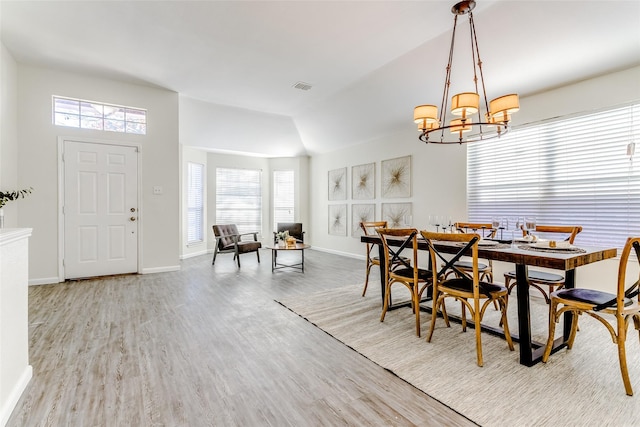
63, 140, 139, 279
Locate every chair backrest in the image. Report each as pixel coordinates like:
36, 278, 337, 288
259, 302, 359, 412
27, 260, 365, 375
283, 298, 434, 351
360, 221, 388, 236
454, 222, 496, 239
276, 223, 304, 242
420, 230, 483, 296
376, 227, 418, 280
611, 237, 640, 312
530, 225, 582, 243
213, 224, 239, 248
361, 221, 388, 260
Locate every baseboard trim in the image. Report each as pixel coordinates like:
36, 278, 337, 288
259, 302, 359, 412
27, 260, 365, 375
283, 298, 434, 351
309, 246, 364, 260
180, 249, 209, 260
141, 265, 181, 274
1, 365, 32, 427
29, 277, 61, 286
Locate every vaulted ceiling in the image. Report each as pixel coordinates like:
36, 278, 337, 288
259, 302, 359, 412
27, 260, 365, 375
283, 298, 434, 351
2, 1, 639, 156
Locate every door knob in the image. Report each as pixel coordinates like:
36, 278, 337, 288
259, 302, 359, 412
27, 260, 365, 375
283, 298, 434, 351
130, 217, 136, 222
130, 207, 136, 212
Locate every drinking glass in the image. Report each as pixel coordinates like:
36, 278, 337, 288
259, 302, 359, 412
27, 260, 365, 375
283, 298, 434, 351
431, 215, 441, 232
507, 216, 518, 248
525, 217, 537, 234
498, 217, 507, 240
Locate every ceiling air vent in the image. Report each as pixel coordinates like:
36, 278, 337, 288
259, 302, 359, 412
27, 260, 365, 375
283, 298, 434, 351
293, 81, 312, 91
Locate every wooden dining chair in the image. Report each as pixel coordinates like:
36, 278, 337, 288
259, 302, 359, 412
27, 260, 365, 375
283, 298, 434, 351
542, 236, 640, 396
377, 228, 433, 337
421, 230, 514, 367
360, 221, 409, 297
447, 222, 496, 282
504, 225, 582, 303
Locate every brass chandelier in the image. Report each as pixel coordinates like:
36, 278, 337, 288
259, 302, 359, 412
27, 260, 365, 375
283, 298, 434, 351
414, 0, 519, 144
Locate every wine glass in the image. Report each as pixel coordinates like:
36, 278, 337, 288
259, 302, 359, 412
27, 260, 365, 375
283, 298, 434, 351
491, 216, 500, 236
525, 217, 537, 234
507, 216, 519, 248
498, 217, 507, 240
431, 215, 441, 232
447, 216, 454, 233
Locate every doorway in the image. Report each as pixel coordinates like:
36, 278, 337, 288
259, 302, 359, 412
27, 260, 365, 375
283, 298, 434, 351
60, 139, 140, 279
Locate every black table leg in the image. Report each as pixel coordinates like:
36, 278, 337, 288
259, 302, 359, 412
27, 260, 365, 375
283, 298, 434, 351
377, 242, 387, 305
563, 269, 576, 339
515, 264, 534, 366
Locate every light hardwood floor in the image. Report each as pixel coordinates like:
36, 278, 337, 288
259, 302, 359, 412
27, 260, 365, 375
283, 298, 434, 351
8, 249, 476, 427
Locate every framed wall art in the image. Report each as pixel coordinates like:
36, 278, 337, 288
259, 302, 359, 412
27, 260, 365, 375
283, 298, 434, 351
328, 204, 348, 235
351, 162, 375, 200
351, 203, 375, 237
328, 167, 347, 201
382, 202, 412, 228
381, 155, 411, 198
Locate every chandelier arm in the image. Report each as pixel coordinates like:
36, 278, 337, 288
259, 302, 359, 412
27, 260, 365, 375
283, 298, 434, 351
436, 13, 460, 143
469, 12, 491, 118
440, 14, 459, 128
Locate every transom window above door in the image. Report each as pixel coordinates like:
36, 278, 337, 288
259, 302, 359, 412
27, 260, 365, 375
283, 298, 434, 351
53, 96, 147, 135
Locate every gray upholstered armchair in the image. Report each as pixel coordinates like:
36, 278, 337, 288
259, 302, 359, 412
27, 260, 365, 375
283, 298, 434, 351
212, 224, 262, 267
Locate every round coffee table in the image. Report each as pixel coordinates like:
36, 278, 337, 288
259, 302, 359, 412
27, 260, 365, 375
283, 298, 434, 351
265, 243, 311, 272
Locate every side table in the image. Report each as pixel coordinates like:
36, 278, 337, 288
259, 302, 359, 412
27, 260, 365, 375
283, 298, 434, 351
265, 243, 310, 272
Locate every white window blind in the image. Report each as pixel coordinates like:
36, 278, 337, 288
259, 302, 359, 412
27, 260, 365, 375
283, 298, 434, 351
187, 162, 204, 244
468, 103, 640, 249
273, 170, 294, 229
216, 168, 262, 235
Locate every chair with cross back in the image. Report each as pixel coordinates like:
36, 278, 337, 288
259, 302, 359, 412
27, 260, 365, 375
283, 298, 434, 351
542, 236, 640, 396
377, 227, 433, 337
420, 230, 514, 367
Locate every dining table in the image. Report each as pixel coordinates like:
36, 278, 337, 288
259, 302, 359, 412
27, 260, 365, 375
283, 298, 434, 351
360, 233, 617, 366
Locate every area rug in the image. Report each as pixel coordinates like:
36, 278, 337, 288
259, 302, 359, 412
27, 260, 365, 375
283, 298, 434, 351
277, 285, 640, 427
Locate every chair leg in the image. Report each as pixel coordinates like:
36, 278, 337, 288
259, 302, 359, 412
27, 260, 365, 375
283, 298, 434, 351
414, 288, 421, 337
427, 294, 443, 343
505, 276, 515, 295
256, 250, 260, 263
474, 309, 483, 367
542, 300, 559, 363
461, 300, 467, 332
362, 263, 372, 297
380, 281, 392, 322
617, 325, 633, 396
212, 247, 219, 265
499, 297, 515, 351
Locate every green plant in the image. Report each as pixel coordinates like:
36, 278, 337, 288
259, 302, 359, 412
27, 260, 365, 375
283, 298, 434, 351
276, 230, 289, 241
0, 187, 33, 209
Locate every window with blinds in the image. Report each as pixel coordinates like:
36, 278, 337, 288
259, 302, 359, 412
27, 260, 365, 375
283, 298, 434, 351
216, 168, 262, 235
468, 103, 640, 249
273, 170, 295, 229
187, 162, 204, 244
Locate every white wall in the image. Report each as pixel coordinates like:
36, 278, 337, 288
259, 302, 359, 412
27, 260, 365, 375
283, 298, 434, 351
179, 96, 306, 157
310, 125, 467, 257
16, 65, 180, 283
0, 44, 20, 226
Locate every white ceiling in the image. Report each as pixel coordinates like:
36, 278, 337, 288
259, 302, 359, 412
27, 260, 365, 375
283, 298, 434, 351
2, 1, 639, 156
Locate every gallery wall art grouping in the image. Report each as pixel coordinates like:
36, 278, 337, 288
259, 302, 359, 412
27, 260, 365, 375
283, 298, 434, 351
327, 155, 412, 237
